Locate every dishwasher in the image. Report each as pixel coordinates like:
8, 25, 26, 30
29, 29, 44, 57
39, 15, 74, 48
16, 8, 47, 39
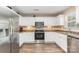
68, 35, 79, 53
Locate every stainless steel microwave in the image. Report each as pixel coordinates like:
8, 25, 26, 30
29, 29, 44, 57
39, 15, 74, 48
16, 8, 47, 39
35, 22, 44, 28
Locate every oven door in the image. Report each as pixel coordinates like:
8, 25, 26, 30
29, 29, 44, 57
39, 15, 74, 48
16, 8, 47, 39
35, 33, 44, 40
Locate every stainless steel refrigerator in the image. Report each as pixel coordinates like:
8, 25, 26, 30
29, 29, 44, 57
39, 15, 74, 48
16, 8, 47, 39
0, 16, 19, 53
9, 16, 19, 53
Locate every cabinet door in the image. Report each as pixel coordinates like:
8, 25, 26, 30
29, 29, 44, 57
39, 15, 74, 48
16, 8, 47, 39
19, 32, 34, 46
76, 7, 79, 23
57, 15, 65, 25
55, 33, 67, 52
45, 32, 55, 42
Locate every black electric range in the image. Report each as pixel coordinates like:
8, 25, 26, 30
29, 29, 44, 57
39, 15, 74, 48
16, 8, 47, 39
35, 30, 45, 40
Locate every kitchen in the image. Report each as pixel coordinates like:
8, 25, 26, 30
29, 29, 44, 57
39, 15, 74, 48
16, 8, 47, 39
0, 6, 79, 53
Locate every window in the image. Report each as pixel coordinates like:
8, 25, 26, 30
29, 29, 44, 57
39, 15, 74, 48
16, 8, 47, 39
67, 12, 76, 29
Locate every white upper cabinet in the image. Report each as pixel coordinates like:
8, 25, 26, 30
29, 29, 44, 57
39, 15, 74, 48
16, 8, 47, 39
57, 15, 65, 25
19, 17, 58, 26
76, 7, 79, 23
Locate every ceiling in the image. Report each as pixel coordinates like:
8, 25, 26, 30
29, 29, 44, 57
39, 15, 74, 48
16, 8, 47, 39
0, 7, 19, 17
11, 6, 69, 16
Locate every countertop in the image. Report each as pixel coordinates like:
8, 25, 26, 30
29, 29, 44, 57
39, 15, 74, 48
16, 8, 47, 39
19, 25, 66, 32
57, 31, 79, 39
19, 26, 79, 39
20, 29, 79, 39
19, 27, 68, 32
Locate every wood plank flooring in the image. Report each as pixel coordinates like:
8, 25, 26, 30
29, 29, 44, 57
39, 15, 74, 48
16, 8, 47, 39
20, 43, 65, 53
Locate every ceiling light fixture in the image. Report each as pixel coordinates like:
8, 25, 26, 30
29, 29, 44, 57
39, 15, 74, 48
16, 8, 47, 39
33, 9, 39, 17
34, 9, 39, 11
33, 14, 36, 17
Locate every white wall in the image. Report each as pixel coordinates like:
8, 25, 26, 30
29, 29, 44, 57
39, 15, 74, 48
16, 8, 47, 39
0, 16, 9, 37
0, 16, 9, 29
0, 16, 9, 47
19, 17, 58, 26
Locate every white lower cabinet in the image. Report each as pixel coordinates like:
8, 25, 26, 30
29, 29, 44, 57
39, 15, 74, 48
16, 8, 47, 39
45, 32, 56, 42
19, 32, 67, 52
45, 32, 67, 52
55, 33, 67, 52
19, 32, 56, 46
19, 32, 34, 46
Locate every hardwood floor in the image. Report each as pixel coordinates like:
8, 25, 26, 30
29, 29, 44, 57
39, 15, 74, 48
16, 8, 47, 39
20, 43, 65, 53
